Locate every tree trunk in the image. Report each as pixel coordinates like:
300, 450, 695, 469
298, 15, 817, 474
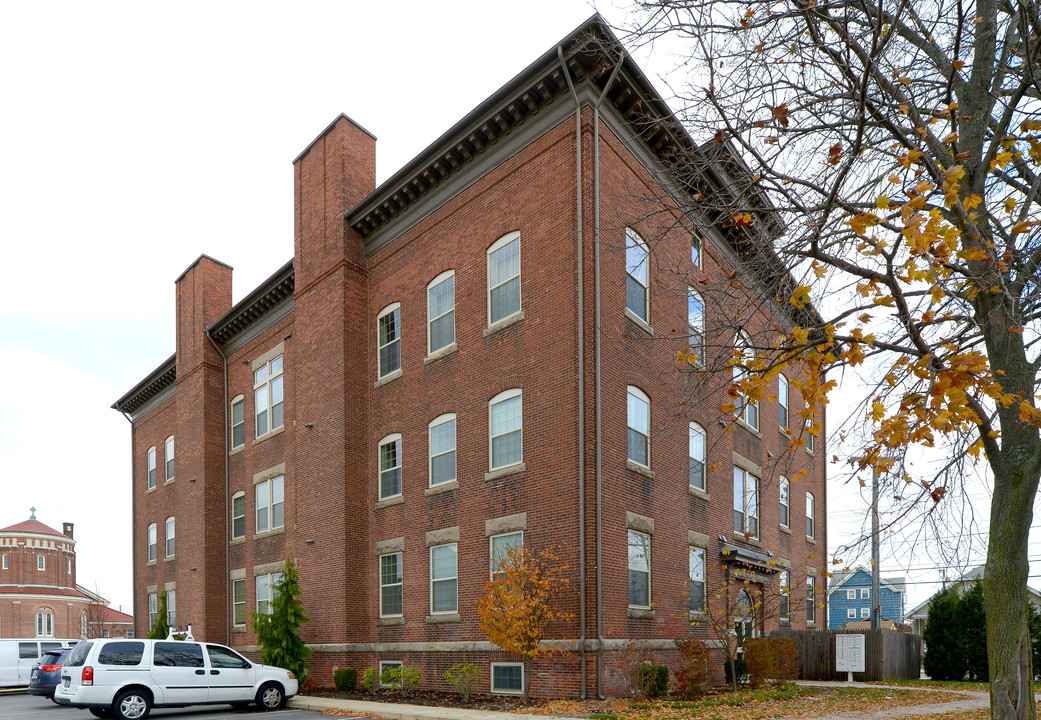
522, 657, 530, 703
986, 462, 1040, 720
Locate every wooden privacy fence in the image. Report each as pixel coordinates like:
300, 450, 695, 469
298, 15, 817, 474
770, 628, 921, 681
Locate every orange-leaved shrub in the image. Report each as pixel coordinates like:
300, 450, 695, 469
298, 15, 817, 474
673, 639, 712, 698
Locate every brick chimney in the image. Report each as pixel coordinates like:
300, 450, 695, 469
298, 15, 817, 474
63, 522, 73, 539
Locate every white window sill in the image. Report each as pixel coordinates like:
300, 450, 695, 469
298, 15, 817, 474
624, 307, 654, 335
807, 621, 817, 628
146, 560, 156, 567
375, 495, 404, 509
252, 526, 286, 540
378, 617, 405, 626
689, 486, 709, 501
229, 446, 244, 457
485, 462, 525, 482
374, 368, 402, 388
735, 535, 763, 548
164, 478, 175, 486
425, 480, 458, 496
229, 537, 245, 546
254, 425, 285, 445
484, 310, 525, 337
627, 607, 655, 619
806, 536, 817, 545
626, 459, 655, 480
425, 342, 458, 365
780, 525, 792, 535
425, 613, 460, 624
164, 556, 175, 563
734, 418, 762, 438
146, 487, 156, 494
688, 610, 707, 622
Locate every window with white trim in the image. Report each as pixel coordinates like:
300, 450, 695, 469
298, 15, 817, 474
429, 415, 456, 486
380, 552, 403, 617
487, 232, 521, 325
692, 229, 704, 268
167, 590, 177, 627
147, 524, 157, 563
379, 661, 402, 687
807, 576, 816, 623
778, 374, 789, 431
625, 228, 649, 322
689, 546, 706, 612
165, 435, 175, 481
232, 578, 246, 626
165, 516, 175, 558
489, 389, 522, 469
805, 418, 816, 453
688, 288, 705, 366
37, 555, 45, 571
847, 589, 856, 600
231, 492, 245, 540
689, 422, 706, 491
147, 593, 157, 630
847, 608, 857, 619
780, 570, 790, 622
627, 386, 650, 468
255, 475, 284, 533
806, 492, 815, 539
780, 477, 790, 528
35, 610, 53, 637
628, 529, 651, 608
147, 446, 156, 490
861, 588, 870, 599
491, 662, 524, 694
254, 354, 284, 436
861, 607, 870, 619
377, 303, 401, 378
256, 573, 282, 615
231, 397, 245, 449
378, 434, 402, 500
490, 531, 523, 579
733, 331, 759, 430
733, 467, 759, 537
1, 554, 6, 570
427, 271, 455, 354
430, 543, 458, 614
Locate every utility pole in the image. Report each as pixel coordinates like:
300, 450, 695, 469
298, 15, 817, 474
871, 467, 881, 631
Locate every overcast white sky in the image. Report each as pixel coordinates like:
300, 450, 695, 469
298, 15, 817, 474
0, 0, 1025, 621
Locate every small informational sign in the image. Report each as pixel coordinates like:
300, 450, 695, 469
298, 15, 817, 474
835, 633, 865, 680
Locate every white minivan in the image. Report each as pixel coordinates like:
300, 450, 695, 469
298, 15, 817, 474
54, 636, 298, 719
0, 638, 78, 687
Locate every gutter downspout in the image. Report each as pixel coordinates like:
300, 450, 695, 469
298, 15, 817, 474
205, 331, 230, 645
118, 411, 135, 634
593, 54, 625, 701
558, 45, 586, 700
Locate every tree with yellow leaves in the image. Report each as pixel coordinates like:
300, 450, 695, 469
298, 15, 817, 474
626, 0, 1041, 716
477, 546, 573, 701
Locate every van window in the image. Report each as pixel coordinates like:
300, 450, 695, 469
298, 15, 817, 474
19, 643, 38, 659
40, 642, 62, 654
65, 642, 93, 667
206, 645, 250, 669
153, 642, 204, 667
98, 642, 145, 666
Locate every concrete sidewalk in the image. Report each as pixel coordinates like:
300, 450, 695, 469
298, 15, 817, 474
288, 695, 577, 720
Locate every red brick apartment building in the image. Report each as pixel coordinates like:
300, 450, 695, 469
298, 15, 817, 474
112, 16, 826, 697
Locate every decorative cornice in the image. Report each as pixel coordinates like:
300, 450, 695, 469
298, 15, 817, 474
111, 355, 176, 415
207, 259, 294, 347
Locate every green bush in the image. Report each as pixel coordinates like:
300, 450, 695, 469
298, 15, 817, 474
673, 639, 711, 698
398, 667, 421, 697
923, 585, 966, 681
960, 580, 988, 681
361, 667, 381, 693
723, 657, 748, 686
633, 664, 669, 698
444, 663, 481, 700
333, 668, 356, 691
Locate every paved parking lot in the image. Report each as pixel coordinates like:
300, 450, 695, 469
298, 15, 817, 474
0, 691, 329, 720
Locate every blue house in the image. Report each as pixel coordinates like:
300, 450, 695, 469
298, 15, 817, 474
828, 568, 906, 629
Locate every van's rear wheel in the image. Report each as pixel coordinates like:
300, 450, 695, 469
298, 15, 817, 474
256, 682, 285, 710
113, 688, 152, 720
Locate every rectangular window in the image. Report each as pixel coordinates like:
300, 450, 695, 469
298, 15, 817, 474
147, 524, 157, 563
489, 390, 522, 469
490, 532, 523, 578
429, 416, 456, 486
67, 558, 71, 574
254, 355, 284, 437
428, 272, 455, 353
806, 493, 815, 539
847, 589, 856, 600
689, 423, 706, 490
379, 660, 402, 687
627, 530, 650, 608
847, 608, 857, 619
627, 387, 650, 468
692, 229, 703, 268
688, 289, 705, 366
861, 588, 870, 599
232, 579, 246, 626
780, 478, 790, 528
148, 593, 157, 630
488, 232, 521, 325
255, 475, 285, 534
805, 419, 815, 453
779, 570, 790, 623
625, 228, 649, 322
380, 553, 403, 617
733, 467, 759, 537
734, 333, 759, 430
165, 436, 175, 481
430, 543, 458, 614
807, 576, 815, 623
167, 590, 176, 627
165, 517, 175, 558
147, 447, 156, 490
231, 493, 245, 540
491, 662, 524, 694
689, 546, 706, 613
378, 304, 401, 377
778, 375, 789, 430
379, 435, 402, 499
256, 573, 283, 615
231, 398, 245, 449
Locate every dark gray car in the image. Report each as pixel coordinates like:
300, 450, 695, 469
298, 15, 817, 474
28, 647, 71, 701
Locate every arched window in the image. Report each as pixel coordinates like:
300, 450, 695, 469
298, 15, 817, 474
146, 446, 157, 490
778, 374, 789, 431
429, 414, 457, 486
733, 331, 759, 430
487, 232, 521, 325
427, 271, 456, 354
377, 303, 402, 378
779, 477, 790, 528
231, 491, 246, 540
692, 229, 704, 268
806, 492, 816, 539
165, 517, 175, 558
627, 387, 650, 468
489, 389, 523, 470
378, 434, 403, 500
165, 435, 175, 482
37, 555, 45, 571
689, 422, 706, 491
147, 523, 157, 563
35, 609, 54, 638
625, 228, 649, 323
688, 288, 705, 366
735, 590, 755, 654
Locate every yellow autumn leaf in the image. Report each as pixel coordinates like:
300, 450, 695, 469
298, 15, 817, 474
847, 213, 879, 235
1005, 197, 1017, 213
963, 194, 982, 209
789, 284, 812, 308
876, 195, 891, 209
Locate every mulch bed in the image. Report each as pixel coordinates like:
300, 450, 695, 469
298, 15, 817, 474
306, 688, 551, 712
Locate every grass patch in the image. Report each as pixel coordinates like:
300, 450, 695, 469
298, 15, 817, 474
590, 715, 619, 720
878, 679, 989, 692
